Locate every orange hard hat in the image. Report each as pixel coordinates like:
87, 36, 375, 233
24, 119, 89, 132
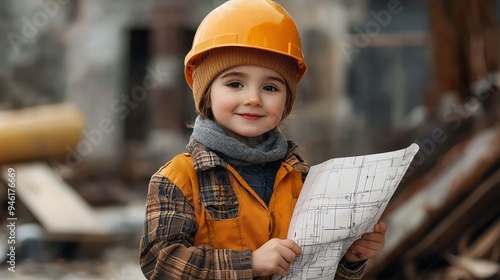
184, 0, 307, 88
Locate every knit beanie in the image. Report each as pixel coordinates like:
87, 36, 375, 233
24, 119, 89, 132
192, 47, 299, 118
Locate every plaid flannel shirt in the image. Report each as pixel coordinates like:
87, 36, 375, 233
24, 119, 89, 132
139, 139, 366, 279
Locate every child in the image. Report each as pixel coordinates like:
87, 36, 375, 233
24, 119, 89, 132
139, 0, 387, 279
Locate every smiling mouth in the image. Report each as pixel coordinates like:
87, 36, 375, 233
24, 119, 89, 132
238, 113, 262, 120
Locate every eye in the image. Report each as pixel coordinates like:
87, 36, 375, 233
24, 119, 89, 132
227, 81, 243, 88
263, 85, 279, 92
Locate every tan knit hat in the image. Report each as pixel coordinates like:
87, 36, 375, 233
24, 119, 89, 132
192, 47, 299, 118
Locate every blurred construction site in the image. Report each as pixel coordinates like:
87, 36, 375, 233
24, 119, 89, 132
0, 0, 499, 279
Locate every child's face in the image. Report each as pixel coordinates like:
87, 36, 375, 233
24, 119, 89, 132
208, 65, 287, 144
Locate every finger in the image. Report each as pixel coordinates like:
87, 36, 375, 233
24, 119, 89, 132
279, 239, 302, 256
353, 238, 384, 251
277, 257, 291, 274
351, 238, 382, 251
361, 232, 385, 243
356, 253, 367, 260
374, 222, 387, 233
350, 241, 383, 259
280, 247, 298, 264
349, 249, 368, 260
345, 250, 364, 262
275, 265, 288, 277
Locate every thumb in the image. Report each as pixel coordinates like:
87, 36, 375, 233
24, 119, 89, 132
374, 222, 387, 233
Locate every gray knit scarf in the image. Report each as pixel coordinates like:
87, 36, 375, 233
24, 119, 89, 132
191, 116, 288, 166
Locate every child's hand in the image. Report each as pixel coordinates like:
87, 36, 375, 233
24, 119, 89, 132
251, 238, 301, 277
344, 222, 387, 263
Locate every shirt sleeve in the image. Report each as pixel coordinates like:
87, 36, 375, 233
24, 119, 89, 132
139, 174, 253, 279
334, 257, 366, 280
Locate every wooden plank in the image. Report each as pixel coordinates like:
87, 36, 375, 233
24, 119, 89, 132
1, 162, 109, 236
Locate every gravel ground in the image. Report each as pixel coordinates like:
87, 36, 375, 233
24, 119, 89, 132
0, 245, 145, 280
0, 201, 148, 280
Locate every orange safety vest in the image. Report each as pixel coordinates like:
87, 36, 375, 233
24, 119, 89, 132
158, 152, 307, 252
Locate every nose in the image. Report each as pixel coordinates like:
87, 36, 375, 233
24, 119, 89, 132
243, 87, 262, 106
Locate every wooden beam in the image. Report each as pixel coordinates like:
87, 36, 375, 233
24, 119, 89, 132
405, 168, 500, 260
1, 162, 110, 236
365, 125, 500, 277
464, 219, 500, 258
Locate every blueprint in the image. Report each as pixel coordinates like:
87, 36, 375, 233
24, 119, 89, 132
276, 143, 419, 280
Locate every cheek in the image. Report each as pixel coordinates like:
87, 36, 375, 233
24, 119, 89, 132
210, 94, 237, 114
277, 95, 288, 114
268, 97, 287, 120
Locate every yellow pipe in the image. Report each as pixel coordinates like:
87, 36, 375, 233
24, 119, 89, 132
0, 103, 85, 164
